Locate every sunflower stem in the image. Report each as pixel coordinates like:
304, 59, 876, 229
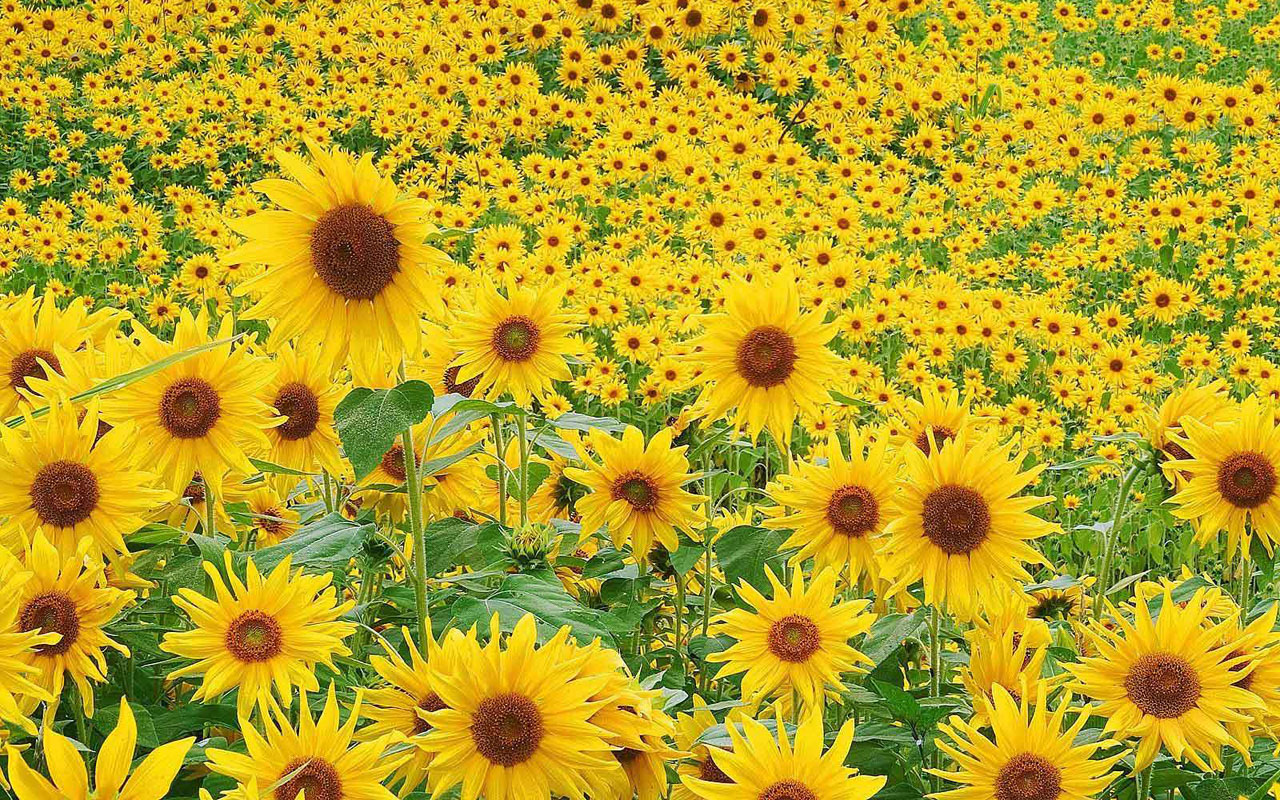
205, 484, 218, 540
322, 471, 335, 515
401, 425, 430, 653
1237, 554, 1252, 615
1135, 762, 1154, 800
1093, 462, 1143, 619
493, 414, 508, 527
928, 605, 943, 792
517, 413, 529, 528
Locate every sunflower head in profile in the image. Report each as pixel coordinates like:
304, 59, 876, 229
160, 553, 356, 717
688, 278, 840, 445
565, 425, 706, 562
1145, 379, 1234, 484
1068, 588, 1263, 771
226, 140, 450, 366
708, 567, 876, 708
1166, 395, 1280, 558
881, 430, 1056, 622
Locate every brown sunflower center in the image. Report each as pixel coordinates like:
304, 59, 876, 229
994, 753, 1062, 800
1162, 440, 1191, 461
921, 485, 990, 554
276, 758, 343, 800
443, 364, 481, 397
224, 609, 283, 663
310, 203, 400, 301
611, 470, 660, 512
30, 460, 99, 528
492, 316, 541, 362
735, 325, 797, 388
183, 475, 207, 505
767, 614, 821, 662
1216, 452, 1276, 509
1124, 652, 1201, 718
8, 348, 61, 390
471, 692, 544, 767
19, 591, 80, 655
160, 377, 222, 438
826, 485, 879, 537
412, 691, 447, 734
381, 443, 421, 483
914, 424, 956, 453
274, 381, 321, 441
700, 753, 734, 783
759, 780, 818, 800
1227, 649, 1253, 691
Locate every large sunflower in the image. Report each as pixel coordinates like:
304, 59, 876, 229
763, 426, 895, 585
1143, 379, 1234, 465
565, 425, 705, 561
100, 308, 278, 499
0, 401, 171, 558
932, 684, 1125, 800
207, 685, 405, 800
680, 710, 885, 800
226, 140, 449, 366
260, 341, 345, 477
688, 278, 840, 444
1068, 588, 1262, 770
881, 430, 1055, 621
1166, 395, 1280, 558
448, 281, 577, 406
160, 553, 356, 717
708, 567, 876, 708
416, 615, 617, 800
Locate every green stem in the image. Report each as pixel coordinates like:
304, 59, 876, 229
492, 414, 508, 527
322, 471, 335, 515
517, 414, 529, 528
928, 605, 942, 698
205, 483, 218, 540
1237, 556, 1252, 615
1093, 462, 1143, 619
1135, 762, 1154, 800
401, 426, 429, 652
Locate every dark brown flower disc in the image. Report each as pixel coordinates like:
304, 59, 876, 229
160, 377, 222, 439
611, 470, 661, 512
1124, 652, 1201, 718
225, 609, 284, 663
310, 203, 400, 301
443, 365, 482, 397
276, 758, 344, 800
914, 424, 956, 454
995, 753, 1062, 800
274, 381, 321, 441
1216, 451, 1276, 509
826, 485, 879, 537
412, 691, 447, 734
30, 459, 99, 528
767, 614, 822, 662
19, 591, 80, 655
8, 348, 61, 390
759, 780, 818, 800
921, 485, 991, 554
735, 325, 797, 388
470, 692, 544, 767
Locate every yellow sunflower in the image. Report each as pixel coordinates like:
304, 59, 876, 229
1143, 379, 1234, 465
688, 278, 840, 444
261, 341, 345, 477
244, 485, 300, 548
673, 695, 745, 800
763, 426, 896, 585
892, 384, 981, 454
881, 430, 1055, 621
1068, 588, 1262, 770
1166, 395, 1280, 558
0, 550, 57, 734
226, 140, 449, 366
160, 553, 356, 717
0, 401, 171, 558
959, 609, 1056, 726
708, 567, 876, 708
565, 425, 706, 561
1215, 602, 1280, 747
448, 281, 577, 405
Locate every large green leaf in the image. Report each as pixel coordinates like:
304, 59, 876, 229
335, 381, 434, 480
423, 518, 508, 578
713, 524, 789, 593
448, 573, 614, 645
237, 513, 372, 575
861, 611, 927, 666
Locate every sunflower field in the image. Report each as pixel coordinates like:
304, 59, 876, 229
3, 0, 1280, 798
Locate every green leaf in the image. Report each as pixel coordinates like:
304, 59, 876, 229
94, 701, 160, 748
549, 412, 626, 433
423, 518, 508, 577
669, 541, 704, 576
249, 457, 317, 477
127, 523, 189, 547
236, 513, 372, 575
870, 679, 921, 724
713, 524, 789, 593
335, 381, 434, 480
448, 573, 614, 645
861, 611, 927, 666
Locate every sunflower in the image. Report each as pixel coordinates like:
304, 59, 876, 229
959, 608, 1056, 726
1166, 395, 1280, 558
207, 685, 406, 800
260, 341, 345, 478
12, 532, 131, 721
932, 684, 1125, 800
5, 697, 194, 800
160, 553, 356, 717
100, 307, 278, 499
708, 567, 876, 708
1143, 379, 1234, 466
244, 485, 300, 548
892, 384, 981, 454
448, 281, 577, 405
1215, 602, 1280, 747
226, 140, 449, 366
0, 401, 171, 559
680, 709, 885, 800
422, 319, 483, 399
416, 615, 618, 800
355, 412, 484, 525
881, 430, 1055, 621
688, 278, 840, 444
565, 425, 705, 561
673, 696, 743, 800
0, 551, 57, 735
1068, 589, 1262, 770
527, 449, 584, 524
763, 426, 895, 585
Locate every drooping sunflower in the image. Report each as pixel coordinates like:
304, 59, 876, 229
708, 567, 876, 708
100, 308, 278, 499
763, 426, 896, 585
959, 607, 1056, 726
565, 425, 706, 561
0, 401, 172, 558
260, 341, 345, 477
226, 140, 449, 366
892, 384, 981, 454
160, 553, 356, 717
1143, 379, 1234, 466
207, 685, 406, 800
680, 710, 885, 800
13, 532, 132, 721
1166, 395, 1280, 558
1068, 589, 1262, 770
881, 430, 1056, 621
688, 278, 840, 444
448, 281, 577, 405
932, 684, 1125, 800
5, 697, 194, 800
416, 615, 618, 800
0, 550, 57, 734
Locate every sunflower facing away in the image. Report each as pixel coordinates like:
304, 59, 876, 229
565, 424, 705, 561
161, 553, 356, 717
708, 567, 876, 708
1068, 589, 1262, 770
226, 140, 449, 366
688, 278, 840, 444
881, 429, 1055, 621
